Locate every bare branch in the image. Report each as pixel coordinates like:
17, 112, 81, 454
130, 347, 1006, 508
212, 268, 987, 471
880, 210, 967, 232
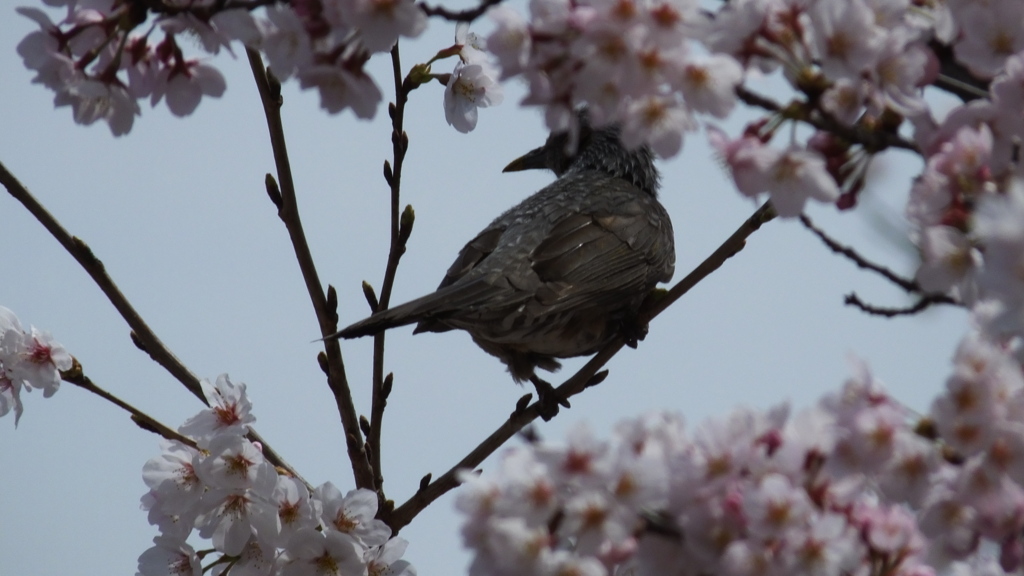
366, 43, 416, 496
62, 357, 198, 448
245, 48, 375, 490
798, 214, 959, 311
0, 162, 205, 400
845, 292, 958, 317
798, 214, 920, 293
384, 201, 778, 532
417, 0, 504, 22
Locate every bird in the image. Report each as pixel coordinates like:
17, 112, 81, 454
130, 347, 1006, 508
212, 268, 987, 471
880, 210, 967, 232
325, 111, 675, 416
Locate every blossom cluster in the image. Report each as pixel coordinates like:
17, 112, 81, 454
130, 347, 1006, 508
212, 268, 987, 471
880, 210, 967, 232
905, 50, 1024, 353
0, 306, 72, 426
486, 0, 741, 159
482, 0, 942, 216
15, 0, 428, 135
138, 374, 415, 576
457, 350, 1024, 576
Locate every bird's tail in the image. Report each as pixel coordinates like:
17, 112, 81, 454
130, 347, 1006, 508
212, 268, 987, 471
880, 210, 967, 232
323, 278, 508, 340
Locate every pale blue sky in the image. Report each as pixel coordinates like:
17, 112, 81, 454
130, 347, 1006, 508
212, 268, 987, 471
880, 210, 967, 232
0, 3, 967, 575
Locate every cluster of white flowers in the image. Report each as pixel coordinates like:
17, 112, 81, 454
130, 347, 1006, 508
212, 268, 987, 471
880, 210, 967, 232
0, 306, 72, 426
457, 352, 1024, 576
138, 374, 415, 576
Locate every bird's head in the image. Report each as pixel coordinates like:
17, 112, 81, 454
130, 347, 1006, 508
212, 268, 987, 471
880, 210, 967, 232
502, 110, 661, 196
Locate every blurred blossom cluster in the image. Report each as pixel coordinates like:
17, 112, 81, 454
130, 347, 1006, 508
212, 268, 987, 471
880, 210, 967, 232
15, 0, 428, 135
0, 306, 72, 426
457, 352, 1024, 576
137, 374, 415, 576
906, 51, 1024, 354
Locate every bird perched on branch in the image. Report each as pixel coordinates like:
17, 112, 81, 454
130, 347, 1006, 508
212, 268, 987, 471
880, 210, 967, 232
326, 112, 675, 416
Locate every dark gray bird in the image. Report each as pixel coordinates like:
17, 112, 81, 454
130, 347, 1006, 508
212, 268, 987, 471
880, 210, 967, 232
326, 113, 675, 413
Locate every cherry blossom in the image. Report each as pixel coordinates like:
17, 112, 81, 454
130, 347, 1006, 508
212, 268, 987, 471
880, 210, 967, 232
0, 306, 71, 424
444, 61, 504, 133
340, 0, 427, 54
316, 482, 392, 547
279, 529, 367, 576
137, 535, 202, 576
178, 373, 255, 447
951, 0, 1024, 79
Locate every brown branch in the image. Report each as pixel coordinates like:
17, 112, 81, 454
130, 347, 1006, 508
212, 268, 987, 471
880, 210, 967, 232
798, 214, 919, 293
1, 156, 305, 486
798, 214, 959, 311
0, 162, 204, 400
735, 86, 919, 154
366, 44, 415, 496
245, 48, 375, 490
383, 201, 778, 532
61, 357, 197, 449
417, 0, 504, 21
844, 292, 957, 317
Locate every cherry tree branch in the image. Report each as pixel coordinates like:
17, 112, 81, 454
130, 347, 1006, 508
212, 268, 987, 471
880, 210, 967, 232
383, 201, 778, 532
845, 292, 959, 317
61, 357, 198, 448
798, 214, 959, 310
0, 159, 302, 480
417, 0, 505, 22
365, 43, 416, 497
245, 47, 375, 490
798, 214, 920, 293
0, 162, 205, 400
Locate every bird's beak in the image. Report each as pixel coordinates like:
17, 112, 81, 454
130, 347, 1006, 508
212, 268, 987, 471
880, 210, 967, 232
502, 145, 547, 173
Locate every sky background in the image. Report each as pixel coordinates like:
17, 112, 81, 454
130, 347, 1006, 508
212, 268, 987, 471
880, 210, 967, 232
0, 2, 969, 575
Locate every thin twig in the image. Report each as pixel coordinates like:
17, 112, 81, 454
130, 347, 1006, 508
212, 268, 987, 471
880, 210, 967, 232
367, 43, 414, 495
845, 292, 957, 317
1, 157, 304, 484
62, 357, 197, 448
245, 47, 375, 490
417, 0, 504, 21
798, 214, 960, 311
383, 201, 778, 532
735, 86, 919, 153
798, 214, 919, 293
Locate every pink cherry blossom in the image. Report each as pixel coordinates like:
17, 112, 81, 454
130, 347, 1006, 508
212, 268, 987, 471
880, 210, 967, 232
952, 0, 1024, 79
298, 64, 382, 119
764, 146, 841, 217
341, 0, 427, 54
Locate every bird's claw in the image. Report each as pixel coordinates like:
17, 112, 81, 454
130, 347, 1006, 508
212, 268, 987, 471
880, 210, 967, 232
621, 319, 649, 349
530, 376, 570, 420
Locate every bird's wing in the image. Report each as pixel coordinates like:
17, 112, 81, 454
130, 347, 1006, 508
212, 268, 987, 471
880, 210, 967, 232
412, 225, 512, 333
528, 194, 673, 314
435, 226, 506, 290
